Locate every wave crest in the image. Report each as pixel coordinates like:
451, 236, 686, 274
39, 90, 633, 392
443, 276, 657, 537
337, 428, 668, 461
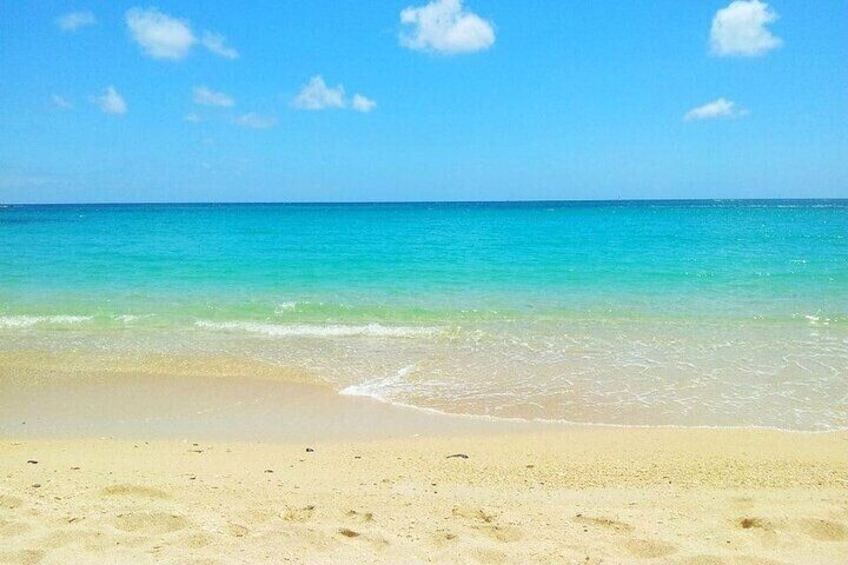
194, 320, 442, 339
0, 315, 93, 328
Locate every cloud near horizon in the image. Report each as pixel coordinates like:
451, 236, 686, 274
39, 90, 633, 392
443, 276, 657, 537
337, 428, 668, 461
400, 0, 495, 54
56, 11, 97, 32
292, 76, 376, 113
125, 7, 237, 61
684, 98, 747, 121
91, 86, 127, 115
710, 0, 782, 57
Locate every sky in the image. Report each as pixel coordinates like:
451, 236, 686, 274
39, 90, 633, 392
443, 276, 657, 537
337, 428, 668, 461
0, 0, 846, 203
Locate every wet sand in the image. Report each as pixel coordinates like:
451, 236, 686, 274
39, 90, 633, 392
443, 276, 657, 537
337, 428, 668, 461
1, 357, 847, 564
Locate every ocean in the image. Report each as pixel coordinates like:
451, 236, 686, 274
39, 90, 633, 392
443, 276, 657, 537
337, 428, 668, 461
1, 200, 846, 431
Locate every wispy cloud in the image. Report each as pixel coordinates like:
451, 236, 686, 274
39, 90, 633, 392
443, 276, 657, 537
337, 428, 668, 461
201, 31, 239, 60
56, 11, 96, 32
125, 7, 238, 61
684, 98, 747, 121
400, 0, 495, 55
234, 113, 277, 129
91, 86, 127, 115
710, 0, 782, 57
193, 86, 235, 107
51, 94, 73, 110
292, 76, 376, 113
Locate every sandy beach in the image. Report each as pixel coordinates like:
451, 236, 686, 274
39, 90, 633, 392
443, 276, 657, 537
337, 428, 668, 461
1, 356, 847, 564
4, 0, 847, 561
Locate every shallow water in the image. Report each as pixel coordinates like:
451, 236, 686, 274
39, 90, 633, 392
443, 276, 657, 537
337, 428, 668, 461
1, 201, 846, 430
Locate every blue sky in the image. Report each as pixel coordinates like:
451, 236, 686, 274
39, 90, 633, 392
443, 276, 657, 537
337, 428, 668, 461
1, 1, 845, 203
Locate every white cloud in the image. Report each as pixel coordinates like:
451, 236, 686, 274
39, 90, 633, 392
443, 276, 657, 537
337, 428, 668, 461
234, 113, 277, 129
292, 76, 377, 113
351, 94, 377, 113
91, 86, 127, 115
400, 0, 495, 54
710, 0, 782, 57
185, 112, 201, 123
126, 7, 196, 60
125, 7, 239, 61
51, 94, 73, 109
201, 31, 239, 60
292, 76, 346, 110
193, 86, 235, 107
57, 11, 97, 32
684, 98, 747, 121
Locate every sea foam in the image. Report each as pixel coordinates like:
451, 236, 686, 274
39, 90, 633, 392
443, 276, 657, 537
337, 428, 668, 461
194, 320, 441, 338
0, 315, 93, 328
340, 365, 417, 402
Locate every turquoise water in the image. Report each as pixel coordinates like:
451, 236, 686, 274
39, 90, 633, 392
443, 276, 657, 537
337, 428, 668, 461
1, 201, 846, 430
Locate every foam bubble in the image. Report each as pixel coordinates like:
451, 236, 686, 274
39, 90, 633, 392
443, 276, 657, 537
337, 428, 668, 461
195, 320, 441, 339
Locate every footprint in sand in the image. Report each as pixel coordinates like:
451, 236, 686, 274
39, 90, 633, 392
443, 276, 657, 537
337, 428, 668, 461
335, 526, 390, 550
113, 512, 188, 535
797, 518, 848, 542
42, 528, 109, 552
675, 557, 726, 565
240, 507, 279, 526
0, 494, 23, 510
432, 528, 459, 546
337, 510, 390, 548
281, 504, 316, 522
100, 484, 170, 499
736, 516, 782, 532
573, 513, 634, 534
0, 549, 44, 565
0, 519, 31, 538
451, 506, 523, 543
345, 509, 374, 523
175, 532, 212, 550
338, 528, 361, 538
621, 538, 678, 559
226, 522, 250, 538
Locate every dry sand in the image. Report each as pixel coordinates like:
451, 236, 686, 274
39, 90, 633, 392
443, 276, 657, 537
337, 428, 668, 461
1, 355, 847, 564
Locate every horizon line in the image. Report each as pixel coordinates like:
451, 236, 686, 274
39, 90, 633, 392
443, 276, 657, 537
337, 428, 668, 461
3, 197, 847, 207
